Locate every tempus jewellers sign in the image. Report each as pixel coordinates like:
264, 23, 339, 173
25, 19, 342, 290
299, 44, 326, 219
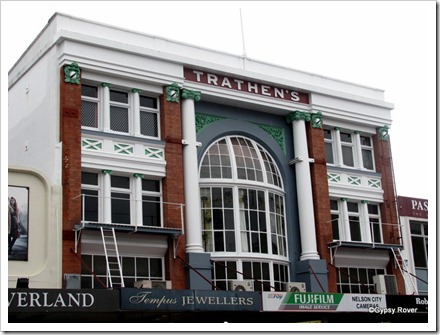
121, 289, 260, 312
263, 292, 386, 312
184, 68, 310, 105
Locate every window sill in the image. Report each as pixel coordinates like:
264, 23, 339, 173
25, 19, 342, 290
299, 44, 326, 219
74, 222, 182, 237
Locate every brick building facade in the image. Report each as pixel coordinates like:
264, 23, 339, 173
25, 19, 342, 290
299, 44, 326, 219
8, 13, 424, 323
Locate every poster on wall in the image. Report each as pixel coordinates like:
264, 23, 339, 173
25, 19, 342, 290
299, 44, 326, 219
8, 185, 29, 261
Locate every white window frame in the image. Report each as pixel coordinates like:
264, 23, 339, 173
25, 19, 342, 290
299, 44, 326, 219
332, 198, 383, 244
324, 128, 375, 171
81, 82, 160, 140
81, 170, 163, 227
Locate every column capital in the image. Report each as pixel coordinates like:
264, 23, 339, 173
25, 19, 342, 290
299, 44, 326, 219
285, 110, 311, 123
63, 62, 81, 85
166, 83, 181, 103
378, 125, 390, 141
102, 169, 113, 175
340, 198, 348, 202
133, 173, 144, 179
181, 88, 201, 101
361, 200, 369, 204
101, 82, 112, 88
132, 88, 142, 94
311, 112, 323, 129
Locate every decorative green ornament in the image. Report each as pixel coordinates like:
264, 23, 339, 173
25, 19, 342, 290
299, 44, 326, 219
181, 88, 201, 101
378, 125, 390, 141
285, 110, 311, 123
311, 112, 323, 129
64, 62, 80, 84
166, 83, 181, 103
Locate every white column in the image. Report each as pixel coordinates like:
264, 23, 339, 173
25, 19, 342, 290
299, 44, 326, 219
334, 127, 343, 167
287, 111, 319, 260
134, 173, 144, 228
340, 198, 350, 241
102, 169, 112, 223
353, 131, 363, 168
360, 200, 372, 243
132, 89, 141, 137
102, 83, 111, 132
181, 89, 204, 253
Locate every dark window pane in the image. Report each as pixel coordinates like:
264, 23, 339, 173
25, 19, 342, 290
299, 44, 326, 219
111, 176, 130, 189
82, 85, 98, 98
82, 172, 98, 185
347, 202, 359, 212
81, 101, 98, 128
142, 179, 159, 192
142, 196, 160, 227
111, 192, 131, 224
342, 146, 354, 166
140, 95, 157, 109
325, 143, 334, 164
82, 189, 98, 222
110, 106, 129, 133
340, 132, 352, 143
123, 258, 135, 277
110, 90, 128, 103
214, 232, 224, 252
140, 111, 158, 137
225, 231, 236, 252
150, 258, 162, 278
410, 222, 422, 235
323, 129, 332, 139
360, 136, 371, 146
362, 149, 374, 170
412, 236, 427, 267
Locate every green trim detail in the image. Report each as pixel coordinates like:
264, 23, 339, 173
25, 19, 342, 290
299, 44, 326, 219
102, 170, 113, 175
285, 110, 311, 123
181, 88, 201, 101
133, 173, 144, 179
378, 125, 390, 141
340, 198, 348, 202
132, 88, 141, 94
101, 82, 112, 88
311, 112, 323, 129
166, 83, 181, 103
64, 62, 80, 84
257, 124, 286, 153
195, 113, 225, 133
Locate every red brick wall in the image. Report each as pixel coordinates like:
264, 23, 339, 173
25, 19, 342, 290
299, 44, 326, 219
373, 131, 405, 293
160, 89, 187, 289
59, 68, 82, 281
306, 122, 336, 292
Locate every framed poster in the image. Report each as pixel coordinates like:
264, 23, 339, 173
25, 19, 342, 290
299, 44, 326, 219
8, 185, 29, 261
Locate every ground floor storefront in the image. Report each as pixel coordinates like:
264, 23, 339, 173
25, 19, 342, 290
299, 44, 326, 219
8, 288, 428, 324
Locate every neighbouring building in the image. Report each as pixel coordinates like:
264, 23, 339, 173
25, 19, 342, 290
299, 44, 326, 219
397, 196, 428, 295
8, 13, 428, 323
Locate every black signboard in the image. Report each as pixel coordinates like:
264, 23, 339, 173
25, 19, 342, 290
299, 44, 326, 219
8, 289, 119, 312
121, 288, 261, 312
385, 295, 428, 313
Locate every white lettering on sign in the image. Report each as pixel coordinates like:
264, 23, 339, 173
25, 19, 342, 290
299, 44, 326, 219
9, 292, 94, 308
411, 200, 428, 211
184, 68, 309, 104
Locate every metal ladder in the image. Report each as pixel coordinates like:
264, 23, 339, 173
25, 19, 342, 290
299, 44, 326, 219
391, 247, 417, 294
100, 227, 125, 288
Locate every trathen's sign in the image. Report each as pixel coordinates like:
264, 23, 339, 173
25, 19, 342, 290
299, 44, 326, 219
184, 68, 310, 105
397, 196, 428, 219
8, 289, 119, 312
121, 289, 260, 312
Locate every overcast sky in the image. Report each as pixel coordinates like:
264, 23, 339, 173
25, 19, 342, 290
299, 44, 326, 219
1, 1, 436, 202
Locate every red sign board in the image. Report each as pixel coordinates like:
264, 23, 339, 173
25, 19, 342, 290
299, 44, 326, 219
184, 68, 309, 105
397, 196, 428, 219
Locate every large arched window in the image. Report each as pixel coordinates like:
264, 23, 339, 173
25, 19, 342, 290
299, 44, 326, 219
200, 136, 289, 291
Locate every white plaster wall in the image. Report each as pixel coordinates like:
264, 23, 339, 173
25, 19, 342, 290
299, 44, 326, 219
8, 47, 62, 187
